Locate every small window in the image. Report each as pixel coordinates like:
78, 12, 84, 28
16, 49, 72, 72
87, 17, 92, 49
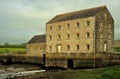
76, 33, 80, 39
50, 26, 52, 30
105, 13, 107, 20
109, 33, 111, 39
67, 24, 70, 28
86, 32, 90, 38
86, 21, 90, 26
67, 34, 70, 39
100, 22, 103, 27
76, 45, 80, 50
67, 45, 70, 50
49, 46, 52, 52
58, 25, 61, 30
49, 35, 52, 40
100, 33, 103, 39
98, 16, 101, 19
87, 44, 90, 50
57, 35, 61, 40
77, 22, 80, 27
108, 23, 111, 29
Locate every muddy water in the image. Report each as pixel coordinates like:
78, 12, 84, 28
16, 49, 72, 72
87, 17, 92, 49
0, 63, 41, 79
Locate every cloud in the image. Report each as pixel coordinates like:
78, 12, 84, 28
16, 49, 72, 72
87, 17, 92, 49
0, 0, 120, 44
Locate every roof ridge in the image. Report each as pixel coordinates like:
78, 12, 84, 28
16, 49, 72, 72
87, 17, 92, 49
57, 5, 106, 16
47, 5, 107, 24
27, 34, 46, 44
34, 34, 45, 37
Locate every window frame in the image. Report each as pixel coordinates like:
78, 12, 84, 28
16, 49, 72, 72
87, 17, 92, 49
50, 26, 52, 30
67, 45, 70, 50
49, 35, 52, 41
77, 22, 80, 28
67, 24, 70, 29
58, 25, 61, 30
86, 44, 90, 50
76, 33, 80, 39
86, 32, 90, 38
86, 21, 90, 26
57, 35, 61, 40
76, 45, 80, 50
67, 34, 70, 39
49, 46, 52, 52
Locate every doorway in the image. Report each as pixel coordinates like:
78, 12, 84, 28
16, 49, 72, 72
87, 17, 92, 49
67, 59, 73, 68
57, 44, 62, 53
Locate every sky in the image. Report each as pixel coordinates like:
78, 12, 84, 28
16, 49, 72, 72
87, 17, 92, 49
0, 0, 120, 44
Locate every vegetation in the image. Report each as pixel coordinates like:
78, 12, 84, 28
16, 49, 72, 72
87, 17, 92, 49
0, 48, 26, 54
0, 43, 26, 48
0, 43, 26, 54
114, 47, 120, 52
71, 66, 120, 79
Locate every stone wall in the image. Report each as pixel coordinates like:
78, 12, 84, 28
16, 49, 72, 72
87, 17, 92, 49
95, 9, 114, 53
46, 17, 96, 53
27, 43, 46, 57
0, 53, 120, 68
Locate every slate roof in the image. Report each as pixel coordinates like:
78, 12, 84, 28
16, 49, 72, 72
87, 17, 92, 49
47, 6, 107, 24
27, 34, 46, 44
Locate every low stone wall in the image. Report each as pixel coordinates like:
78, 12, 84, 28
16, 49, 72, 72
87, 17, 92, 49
0, 54, 44, 65
45, 52, 120, 68
0, 52, 120, 68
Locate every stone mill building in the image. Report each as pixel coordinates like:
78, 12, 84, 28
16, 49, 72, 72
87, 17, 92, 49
27, 5, 114, 56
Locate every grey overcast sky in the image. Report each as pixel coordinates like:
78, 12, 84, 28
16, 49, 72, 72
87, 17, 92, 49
0, 0, 120, 44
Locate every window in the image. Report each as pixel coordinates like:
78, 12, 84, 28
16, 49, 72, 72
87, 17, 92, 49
67, 24, 70, 28
76, 45, 80, 50
67, 34, 70, 39
77, 22, 80, 27
87, 44, 90, 50
76, 33, 80, 39
50, 26, 52, 30
86, 21, 90, 26
100, 22, 103, 27
109, 33, 111, 39
49, 46, 52, 52
108, 23, 111, 29
67, 45, 70, 50
49, 35, 52, 40
98, 16, 101, 19
100, 33, 103, 39
57, 35, 61, 40
105, 13, 107, 20
86, 32, 90, 38
58, 25, 61, 30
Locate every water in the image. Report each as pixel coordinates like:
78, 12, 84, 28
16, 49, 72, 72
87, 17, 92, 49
0, 70, 45, 79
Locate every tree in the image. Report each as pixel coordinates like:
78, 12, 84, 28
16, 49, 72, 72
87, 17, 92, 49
4, 42, 10, 48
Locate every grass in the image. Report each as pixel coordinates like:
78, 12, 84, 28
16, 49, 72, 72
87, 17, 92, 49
0, 48, 26, 54
71, 65, 120, 79
114, 47, 120, 52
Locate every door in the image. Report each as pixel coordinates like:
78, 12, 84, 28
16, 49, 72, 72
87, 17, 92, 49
57, 45, 62, 53
68, 59, 73, 69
